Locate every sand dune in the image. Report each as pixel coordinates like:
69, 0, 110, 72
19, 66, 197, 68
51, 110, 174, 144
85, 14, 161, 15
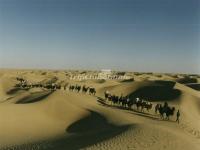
0, 76, 20, 102
0, 70, 199, 150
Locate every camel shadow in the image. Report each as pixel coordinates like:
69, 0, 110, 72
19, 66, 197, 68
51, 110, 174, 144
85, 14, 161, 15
126, 111, 161, 121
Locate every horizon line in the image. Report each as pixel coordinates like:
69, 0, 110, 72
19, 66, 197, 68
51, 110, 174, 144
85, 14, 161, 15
0, 67, 199, 75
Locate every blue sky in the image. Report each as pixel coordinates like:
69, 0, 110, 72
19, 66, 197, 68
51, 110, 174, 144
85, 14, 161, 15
0, 0, 199, 73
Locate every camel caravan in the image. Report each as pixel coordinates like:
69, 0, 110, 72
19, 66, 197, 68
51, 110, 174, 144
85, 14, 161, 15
104, 91, 179, 122
104, 91, 153, 112
69, 85, 96, 95
15, 77, 180, 123
16, 77, 61, 90
15, 77, 96, 95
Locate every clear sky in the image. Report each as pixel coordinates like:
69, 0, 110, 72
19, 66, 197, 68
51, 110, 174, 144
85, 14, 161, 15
0, 0, 199, 73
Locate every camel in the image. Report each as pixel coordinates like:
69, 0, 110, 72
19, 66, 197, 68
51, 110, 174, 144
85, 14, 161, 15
89, 87, 96, 95
158, 104, 175, 120
104, 91, 110, 100
135, 100, 152, 112
69, 85, 75, 91
82, 85, 89, 93
75, 85, 81, 92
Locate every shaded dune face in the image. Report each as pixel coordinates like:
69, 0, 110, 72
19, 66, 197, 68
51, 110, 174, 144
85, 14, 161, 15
130, 86, 181, 101
59, 110, 130, 150
130, 81, 181, 101
0, 77, 23, 102
67, 110, 114, 134
176, 77, 198, 84
6, 110, 131, 150
15, 91, 53, 104
5, 87, 23, 95
185, 83, 200, 91
120, 78, 134, 83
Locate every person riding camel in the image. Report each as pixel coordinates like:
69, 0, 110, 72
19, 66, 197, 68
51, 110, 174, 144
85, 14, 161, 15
104, 90, 110, 100
163, 102, 168, 112
136, 97, 140, 103
127, 96, 130, 103
164, 102, 168, 108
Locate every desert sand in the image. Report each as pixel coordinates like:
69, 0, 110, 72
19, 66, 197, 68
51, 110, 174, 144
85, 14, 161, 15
0, 69, 200, 150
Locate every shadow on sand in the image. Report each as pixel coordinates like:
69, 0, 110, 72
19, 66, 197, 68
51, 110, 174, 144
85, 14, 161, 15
129, 86, 181, 101
45, 110, 131, 150
3, 110, 131, 150
15, 91, 53, 104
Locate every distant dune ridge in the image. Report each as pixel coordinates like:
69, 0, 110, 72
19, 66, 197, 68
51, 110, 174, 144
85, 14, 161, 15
0, 69, 200, 150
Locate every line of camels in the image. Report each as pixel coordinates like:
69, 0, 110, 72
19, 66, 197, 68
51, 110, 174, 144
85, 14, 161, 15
16, 77, 176, 121
15, 77, 96, 95
104, 91, 176, 120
